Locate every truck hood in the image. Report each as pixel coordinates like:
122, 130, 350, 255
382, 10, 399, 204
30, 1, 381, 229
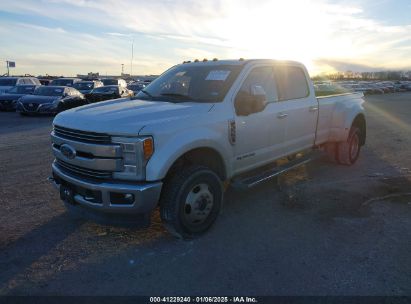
53, 98, 213, 135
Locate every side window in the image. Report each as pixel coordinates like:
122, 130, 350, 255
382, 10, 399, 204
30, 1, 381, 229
275, 66, 309, 101
17, 79, 24, 85
238, 66, 278, 103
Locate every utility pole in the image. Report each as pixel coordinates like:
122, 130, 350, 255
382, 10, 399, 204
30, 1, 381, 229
121, 64, 124, 76
6, 61, 9, 76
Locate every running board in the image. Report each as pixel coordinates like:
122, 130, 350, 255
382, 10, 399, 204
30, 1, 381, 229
231, 152, 322, 189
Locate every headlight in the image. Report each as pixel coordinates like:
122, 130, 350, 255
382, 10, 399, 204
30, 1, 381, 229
111, 136, 154, 181
53, 98, 61, 105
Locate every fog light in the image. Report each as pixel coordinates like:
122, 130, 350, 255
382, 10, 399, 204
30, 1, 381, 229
110, 192, 135, 205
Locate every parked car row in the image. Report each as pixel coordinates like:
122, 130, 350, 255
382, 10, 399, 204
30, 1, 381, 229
0, 76, 142, 115
314, 80, 411, 96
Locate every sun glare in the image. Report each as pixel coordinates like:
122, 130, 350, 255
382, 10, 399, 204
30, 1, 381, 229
204, 0, 372, 75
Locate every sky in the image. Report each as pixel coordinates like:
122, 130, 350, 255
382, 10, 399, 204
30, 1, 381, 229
0, 0, 410, 76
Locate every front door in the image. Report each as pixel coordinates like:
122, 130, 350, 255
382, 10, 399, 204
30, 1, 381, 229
233, 65, 287, 175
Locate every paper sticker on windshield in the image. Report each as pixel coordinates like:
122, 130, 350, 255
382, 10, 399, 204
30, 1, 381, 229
206, 70, 231, 81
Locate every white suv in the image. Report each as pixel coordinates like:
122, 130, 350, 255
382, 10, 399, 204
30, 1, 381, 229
0, 77, 41, 94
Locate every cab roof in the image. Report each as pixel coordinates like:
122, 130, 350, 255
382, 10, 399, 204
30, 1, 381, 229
180, 59, 304, 67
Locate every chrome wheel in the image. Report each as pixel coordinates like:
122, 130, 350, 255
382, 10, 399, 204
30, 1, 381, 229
183, 183, 214, 225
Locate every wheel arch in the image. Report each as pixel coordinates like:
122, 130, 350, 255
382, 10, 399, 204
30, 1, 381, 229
164, 147, 227, 181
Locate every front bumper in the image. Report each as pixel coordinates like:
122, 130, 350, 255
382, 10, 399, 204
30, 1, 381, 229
17, 102, 58, 114
50, 162, 162, 215
0, 100, 16, 111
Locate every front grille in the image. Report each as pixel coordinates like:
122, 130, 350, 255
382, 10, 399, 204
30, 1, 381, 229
23, 103, 39, 112
54, 125, 111, 144
56, 159, 112, 180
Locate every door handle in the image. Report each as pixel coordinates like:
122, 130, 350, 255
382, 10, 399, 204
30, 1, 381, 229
277, 113, 288, 119
309, 106, 318, 112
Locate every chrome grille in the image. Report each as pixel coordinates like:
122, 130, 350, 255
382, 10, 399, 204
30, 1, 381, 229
23, 103, 40, 112
53, 125, 111, 144
56, 159, 112, 180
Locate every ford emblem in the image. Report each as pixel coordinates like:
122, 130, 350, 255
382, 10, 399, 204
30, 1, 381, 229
60, 144, 76, 160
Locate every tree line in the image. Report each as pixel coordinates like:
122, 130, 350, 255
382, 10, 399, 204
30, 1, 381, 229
312, 70, 411, 81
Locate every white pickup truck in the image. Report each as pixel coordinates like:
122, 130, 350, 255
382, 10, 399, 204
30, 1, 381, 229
50, 59, 366, 237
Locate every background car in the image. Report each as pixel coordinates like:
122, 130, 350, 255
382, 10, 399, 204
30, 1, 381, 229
85, 85, 133, 103
127, 82, 146, 94
0, 77, 41, 94
101, 78, 127, 88
39, 79, 52, 86
17, 86, 86, 115
0, 84, 40, 111
50, 77, 82, 87
73, 80, 104, 94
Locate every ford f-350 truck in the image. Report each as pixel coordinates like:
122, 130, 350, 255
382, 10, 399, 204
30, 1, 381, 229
50, 59, 366, 238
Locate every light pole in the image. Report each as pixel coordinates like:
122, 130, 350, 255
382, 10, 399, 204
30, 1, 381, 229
131, 39, 134, 77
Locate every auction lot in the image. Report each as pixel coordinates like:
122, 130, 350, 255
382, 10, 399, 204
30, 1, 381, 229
0, 93, 410, 295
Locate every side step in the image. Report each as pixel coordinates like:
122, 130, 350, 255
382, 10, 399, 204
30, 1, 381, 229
231, 151, 322, 190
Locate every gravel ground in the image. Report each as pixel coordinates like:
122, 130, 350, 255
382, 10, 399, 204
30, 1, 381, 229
0, 93, 410, 296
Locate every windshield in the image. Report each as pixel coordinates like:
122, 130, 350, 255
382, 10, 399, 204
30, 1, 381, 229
0, 79, 17, 86
7, 86, 35, 94
74, 82, 94, 90
128, 83, 145, 91
135, 64, 243, 103
92, 86, 118, 93
33, 86, 64, 96
51, 79, 74, 86
102, 79, 119, 86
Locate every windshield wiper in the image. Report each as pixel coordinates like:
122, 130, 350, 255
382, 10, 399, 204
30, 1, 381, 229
159, 93, 194, 101
140, 90, 153, 99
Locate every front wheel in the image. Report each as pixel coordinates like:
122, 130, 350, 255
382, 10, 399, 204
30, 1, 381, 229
160, 165, 223, 238
336, 126, 361, 165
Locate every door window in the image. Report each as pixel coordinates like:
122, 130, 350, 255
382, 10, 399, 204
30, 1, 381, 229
275, 66, 309, 101
238, 66, 278, 103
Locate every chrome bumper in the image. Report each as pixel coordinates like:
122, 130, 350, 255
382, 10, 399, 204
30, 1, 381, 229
50, 162, 162, 214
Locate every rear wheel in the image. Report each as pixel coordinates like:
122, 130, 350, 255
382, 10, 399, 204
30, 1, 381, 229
160, 165, 223, 239
336, 126, 361, 165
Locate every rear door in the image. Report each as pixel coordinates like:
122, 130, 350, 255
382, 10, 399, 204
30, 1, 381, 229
274, 65, 318, 154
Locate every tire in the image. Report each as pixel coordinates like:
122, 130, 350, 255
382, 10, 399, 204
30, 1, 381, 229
336, 126, 361, 165
160, 165, 223, 239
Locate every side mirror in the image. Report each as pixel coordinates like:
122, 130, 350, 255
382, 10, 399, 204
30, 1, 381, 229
235, 85, 268, 116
